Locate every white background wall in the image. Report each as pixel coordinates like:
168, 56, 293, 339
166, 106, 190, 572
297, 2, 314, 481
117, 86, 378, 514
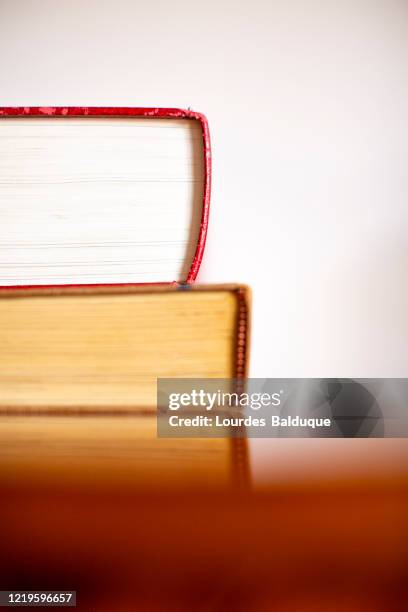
1, 0, 407, 480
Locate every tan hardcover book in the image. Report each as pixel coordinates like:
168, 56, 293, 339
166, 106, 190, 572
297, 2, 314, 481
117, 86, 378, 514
0, 284, 251, 490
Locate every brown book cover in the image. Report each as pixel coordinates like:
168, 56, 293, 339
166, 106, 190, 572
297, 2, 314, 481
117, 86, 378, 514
0, 284, 251, 491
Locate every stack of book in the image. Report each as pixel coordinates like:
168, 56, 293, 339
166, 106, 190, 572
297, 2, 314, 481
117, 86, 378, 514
0, 107, 251, 491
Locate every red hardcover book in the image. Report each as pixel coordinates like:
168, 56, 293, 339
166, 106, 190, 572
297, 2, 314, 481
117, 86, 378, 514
0, 107, 211, 288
